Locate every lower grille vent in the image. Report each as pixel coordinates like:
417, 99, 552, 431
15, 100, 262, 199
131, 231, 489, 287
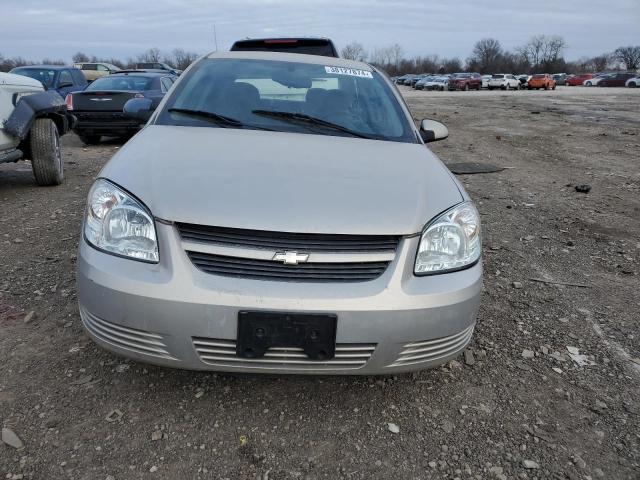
193, 337, 376, 371
80, 307, 175, 360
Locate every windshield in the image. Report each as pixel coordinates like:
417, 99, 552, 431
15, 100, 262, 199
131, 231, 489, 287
492, 75, 505, 79
86, 75, 153, 91
11, 68, 56, 87
156, 58, 415, 143
532, 74, 546, 78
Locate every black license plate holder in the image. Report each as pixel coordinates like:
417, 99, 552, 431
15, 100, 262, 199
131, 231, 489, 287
237, 311, 337, 360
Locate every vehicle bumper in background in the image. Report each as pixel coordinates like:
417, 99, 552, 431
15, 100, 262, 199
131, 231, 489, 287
77, 223, 483, 375
73, 111, 142, 136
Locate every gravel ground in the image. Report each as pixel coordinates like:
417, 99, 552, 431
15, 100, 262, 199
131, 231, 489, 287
1, 86, 639, 480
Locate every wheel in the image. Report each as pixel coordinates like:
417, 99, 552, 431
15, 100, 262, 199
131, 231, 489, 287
552, 84, 556, 90
78, 133, 101, 145
30, 118, 63, 186
504, 84, 509, 90
464, 84, 469, 91
629, 82, 637, 88
488, 87, 493, 90
585, 81, 592, 87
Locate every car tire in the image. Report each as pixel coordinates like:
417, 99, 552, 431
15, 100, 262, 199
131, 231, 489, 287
30, 118, 63, 186
629, 82, 637, 88
78, 133, 101, 145
504, 84, 509, 90
464, 84, 469, 91
552, 84, 556, 90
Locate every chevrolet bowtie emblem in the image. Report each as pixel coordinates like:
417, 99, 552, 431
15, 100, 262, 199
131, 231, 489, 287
273, 251, 310, 265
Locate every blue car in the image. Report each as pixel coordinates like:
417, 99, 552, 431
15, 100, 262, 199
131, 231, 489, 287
9, 65, 87, 98
66, 71, 176, 144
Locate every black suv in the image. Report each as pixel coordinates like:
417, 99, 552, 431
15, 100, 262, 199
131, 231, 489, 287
230, 38, 339, 57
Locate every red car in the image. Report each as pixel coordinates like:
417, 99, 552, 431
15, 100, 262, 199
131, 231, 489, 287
566, 74, 594, 86
598, 73, 636, 87
448, 73, 482, 91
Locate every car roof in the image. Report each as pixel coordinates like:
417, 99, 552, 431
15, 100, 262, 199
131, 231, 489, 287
13, 65, 74, 70
109, 71, 170, 77
204, 51, 373, 71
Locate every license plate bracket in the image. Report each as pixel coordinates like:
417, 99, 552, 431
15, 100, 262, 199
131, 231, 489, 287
237, 311, 337, 360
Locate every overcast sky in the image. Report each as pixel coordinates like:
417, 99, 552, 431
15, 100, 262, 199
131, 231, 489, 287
2, 0, 638, 62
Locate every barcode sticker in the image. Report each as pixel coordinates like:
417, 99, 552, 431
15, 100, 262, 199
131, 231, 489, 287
324, 66, 373, 78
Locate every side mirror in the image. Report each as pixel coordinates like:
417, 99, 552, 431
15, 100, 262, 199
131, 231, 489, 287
123, 97, 154, 122
419, 119, 449, 143
58, 81, 73, 88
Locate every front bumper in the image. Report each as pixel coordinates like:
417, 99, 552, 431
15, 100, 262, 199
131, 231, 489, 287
77, 223, 483, 375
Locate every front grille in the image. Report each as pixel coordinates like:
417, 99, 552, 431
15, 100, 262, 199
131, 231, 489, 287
187, 252, 389, 282
387, 324, 475, 368
80, 307, 175, 360
193, 337, 376, 371
176, 223, 399, 253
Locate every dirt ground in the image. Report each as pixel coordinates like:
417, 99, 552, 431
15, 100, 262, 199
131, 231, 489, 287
1, 86, 639, 480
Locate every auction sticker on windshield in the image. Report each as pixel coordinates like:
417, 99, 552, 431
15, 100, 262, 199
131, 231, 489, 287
324, 66, 373, 78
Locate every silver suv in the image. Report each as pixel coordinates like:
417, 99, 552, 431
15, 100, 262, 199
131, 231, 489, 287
76, 52, 482, 374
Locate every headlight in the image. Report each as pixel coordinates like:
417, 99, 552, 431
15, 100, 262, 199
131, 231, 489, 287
414, 202, 481, 275
84, 179, 159, 262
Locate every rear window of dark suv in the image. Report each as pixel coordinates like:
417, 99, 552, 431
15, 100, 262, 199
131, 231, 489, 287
230, 38, 339, 57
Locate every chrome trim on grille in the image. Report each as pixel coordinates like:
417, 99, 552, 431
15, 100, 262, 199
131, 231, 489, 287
181, 240, 396, 263
176, 223, 400, 253
80, 307, 176, 360
193, 337, 376, 371
387, 325, 475, 368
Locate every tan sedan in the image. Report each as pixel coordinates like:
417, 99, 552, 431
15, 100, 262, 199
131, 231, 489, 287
73, 62, 120, 83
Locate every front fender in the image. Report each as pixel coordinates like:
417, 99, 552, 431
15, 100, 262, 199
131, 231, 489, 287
4, 91, 73, 140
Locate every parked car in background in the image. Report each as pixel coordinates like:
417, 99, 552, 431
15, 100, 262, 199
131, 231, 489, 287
481, 75, 492, 88
517, 75, 532, 88
66, 71, 176, 144
409, 74, 430, 88
528, 74, 556, 90
1, 72, 74, 185
77, 51, 482, 375
230, 37, 339, 58
566, 73, 593, 86
397, 74, 418, 86
423, 76, 449, 91
626, 76, 640, 87
413, 76, 431, 90
553, 73, 567, 86
448, 73, 481, 91
583, 74, 611, 86
488, 74, 520, 90
395, 74, 413, 85
73, 62, 121, 82
9, 65, 87, 97
135, 62, 182, 76
598, 72, 636, 87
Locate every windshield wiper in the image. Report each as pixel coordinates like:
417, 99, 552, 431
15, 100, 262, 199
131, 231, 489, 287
252, 110, 375, 139
168, 108, 273, 131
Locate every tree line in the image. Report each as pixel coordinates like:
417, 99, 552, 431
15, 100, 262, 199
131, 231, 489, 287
0, 48, 200, 72
2, 40, 638, 76
341, 38, 640, 76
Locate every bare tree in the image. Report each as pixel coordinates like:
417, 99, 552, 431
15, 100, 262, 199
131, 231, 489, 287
613, 46, 640, 70
340, 42, 367, 62
72, 52, 90, 63
389, 43, 404, 68
470, 38, 502, 73
137, 47, 162, 63
164, 49, 199, 70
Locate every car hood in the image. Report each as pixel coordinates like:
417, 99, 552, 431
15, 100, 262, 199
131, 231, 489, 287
100, 126, 463, 235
